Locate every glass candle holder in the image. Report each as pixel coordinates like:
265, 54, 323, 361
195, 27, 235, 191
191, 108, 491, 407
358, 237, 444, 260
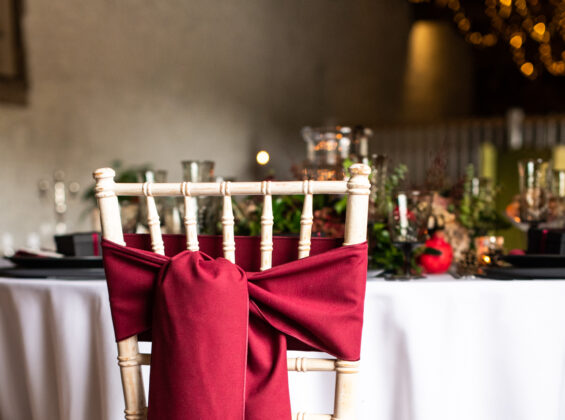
550, 169, 565, 224
181, 160, 215, 183
387, 190, 432, 280
302, 126, 351, 180
475, 235, 504, 266
518, 158, 551, 225
350, 126, 373, 164
181, 161, 216, 234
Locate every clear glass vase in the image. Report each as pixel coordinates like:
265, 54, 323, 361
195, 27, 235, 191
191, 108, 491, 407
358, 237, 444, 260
181, 161, 217, 234
518, 158, 551, 225
182, 160, 215, 183
136, 170, 176, 233
301, 126, 351, 180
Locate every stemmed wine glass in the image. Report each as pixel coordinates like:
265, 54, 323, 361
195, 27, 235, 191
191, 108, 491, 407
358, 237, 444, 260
550, 169, 565, 225
387, 190, 432, 280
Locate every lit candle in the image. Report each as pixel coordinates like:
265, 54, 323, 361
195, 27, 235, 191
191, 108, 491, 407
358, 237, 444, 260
398, 193, 408, 239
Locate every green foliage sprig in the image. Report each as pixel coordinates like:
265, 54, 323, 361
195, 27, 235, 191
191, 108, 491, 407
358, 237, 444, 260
369, 163, 406, 268
384, 164, 408, 214
370, 222, 404, 271
370, 222, 440, 274
234, 194, 346, 237
458, 164, 510, 241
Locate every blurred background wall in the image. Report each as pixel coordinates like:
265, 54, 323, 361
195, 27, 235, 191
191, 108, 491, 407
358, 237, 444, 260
0, 0, 475, 245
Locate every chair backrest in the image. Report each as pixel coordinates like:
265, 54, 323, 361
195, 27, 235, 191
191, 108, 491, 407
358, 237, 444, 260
94, 164, 371, 420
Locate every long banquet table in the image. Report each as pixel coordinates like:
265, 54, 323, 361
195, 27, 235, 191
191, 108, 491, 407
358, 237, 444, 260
1, 273, 565, 420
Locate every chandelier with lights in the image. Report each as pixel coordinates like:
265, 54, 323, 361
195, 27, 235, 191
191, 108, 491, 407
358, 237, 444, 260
410, 0, 565, 79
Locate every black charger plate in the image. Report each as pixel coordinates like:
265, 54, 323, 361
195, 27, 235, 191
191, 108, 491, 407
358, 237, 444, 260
500, 254, 565, 268
7, 256, 103, 269
481, 266, 565, 280
0, 267, 106, 279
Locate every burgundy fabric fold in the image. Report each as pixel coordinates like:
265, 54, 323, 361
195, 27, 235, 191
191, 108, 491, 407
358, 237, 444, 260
102, 235, 367, 420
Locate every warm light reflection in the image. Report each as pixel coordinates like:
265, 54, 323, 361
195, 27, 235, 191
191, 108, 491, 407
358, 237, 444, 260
314, 140, 338, 152
256, 150, 270, 165
499, 0, 512, 7
482, 255, 492, 265
404, 21, 471, 119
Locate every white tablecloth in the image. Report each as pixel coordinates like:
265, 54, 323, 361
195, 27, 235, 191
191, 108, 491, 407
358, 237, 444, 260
2, 275, 565, 420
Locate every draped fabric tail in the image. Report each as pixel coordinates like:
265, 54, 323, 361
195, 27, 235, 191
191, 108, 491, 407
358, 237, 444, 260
245, 315, 292, 420
148, 252, 249, 420
102, 240, 168, 341
244, 243, 368, 418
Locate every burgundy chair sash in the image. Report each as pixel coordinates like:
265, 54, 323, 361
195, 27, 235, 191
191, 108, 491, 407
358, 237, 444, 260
102, 235, 368, 420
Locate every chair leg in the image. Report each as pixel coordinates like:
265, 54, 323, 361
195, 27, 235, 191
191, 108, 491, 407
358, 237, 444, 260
117, 336, 147, 420
333, 360, 360, 420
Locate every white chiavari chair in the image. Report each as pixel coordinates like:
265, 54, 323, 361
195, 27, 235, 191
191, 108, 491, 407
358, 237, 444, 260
94, 163, 371, 420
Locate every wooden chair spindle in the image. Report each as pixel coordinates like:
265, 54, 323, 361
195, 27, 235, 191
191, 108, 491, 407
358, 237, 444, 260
221, 181, 236, 263
181, 182, 199, 251
260, 181, 273, 271
143, 182, 165, 256
298, 180, 314, 259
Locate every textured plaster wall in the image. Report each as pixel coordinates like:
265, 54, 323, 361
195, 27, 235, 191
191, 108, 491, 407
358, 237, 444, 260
0, 0, 470, 247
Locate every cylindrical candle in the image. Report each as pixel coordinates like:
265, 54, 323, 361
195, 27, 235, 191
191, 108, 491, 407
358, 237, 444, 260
553, 145, 565, 171
479, 142, 497, 183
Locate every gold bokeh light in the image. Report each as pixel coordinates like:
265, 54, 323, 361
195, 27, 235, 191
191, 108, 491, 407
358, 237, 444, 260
256, 150, 270, 165
533, 22, 546, 38
520, 62, 534, 76
510, 34, 523, 49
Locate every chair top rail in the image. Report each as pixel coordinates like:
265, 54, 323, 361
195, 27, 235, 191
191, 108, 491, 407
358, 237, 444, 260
111, 180, 347, 196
